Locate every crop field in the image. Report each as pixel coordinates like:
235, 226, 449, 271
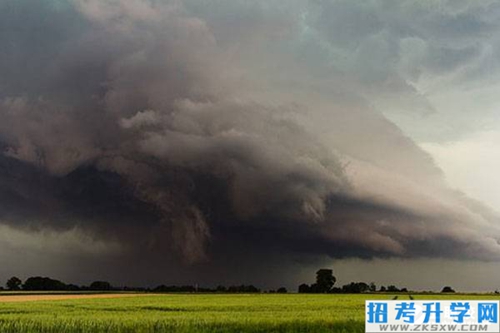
1, 293, 499, 333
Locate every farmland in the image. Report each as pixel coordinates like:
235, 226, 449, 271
1, 293, 499, 333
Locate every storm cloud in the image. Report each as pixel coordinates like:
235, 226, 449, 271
1, 0, 500, 287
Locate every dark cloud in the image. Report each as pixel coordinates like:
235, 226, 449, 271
0, 0, 500, 287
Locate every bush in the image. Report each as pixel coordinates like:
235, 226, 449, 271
441, 286, 455, 293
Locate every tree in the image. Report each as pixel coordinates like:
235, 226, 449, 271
369, 282, 377, 292
276, 287, 287, 293
227, 285, 260, 293
89, 281, 112, 291
6, 276, 22, 291
441, 286, 455, 293
23, 277, 67, 291
387, 285, 400, 292
309, 283, 319, 293
379, 286, 387, 292
216, 285, 227, 292
298, 283, 311, 293
66, 284, 81, 291
331, 287, 342, 293
315, 269, 336, 293
341, 282, 370, 293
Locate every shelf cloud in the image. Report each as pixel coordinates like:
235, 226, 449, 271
1, 0, 500, 287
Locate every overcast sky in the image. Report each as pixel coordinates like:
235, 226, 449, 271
0, 0, 500, 291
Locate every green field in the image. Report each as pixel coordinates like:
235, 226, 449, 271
1, 293, 499, 333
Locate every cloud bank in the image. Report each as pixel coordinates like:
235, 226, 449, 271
1, 0, 499, 285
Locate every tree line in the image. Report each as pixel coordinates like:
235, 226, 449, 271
3, 276, 115, 291
1, 270, 457, 293
1, 276, 265, 293
297, 269, 456, 294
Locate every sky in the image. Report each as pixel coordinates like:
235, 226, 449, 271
0, 0, 500, 291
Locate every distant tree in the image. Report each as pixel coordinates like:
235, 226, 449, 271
342, 282, 370, 293
387, 285, 400, 292
400, 287, 408, 293
153, 285, 197, 292
178, 285, 196, 292
441, 286, 455, 293
379, 286, 387, 292
276, 287, 287, 294
6, 277, 22, 291
66, 284, 81, 291
298, 283, 311, 293
23, 277, 67, 291
228, 285, 260, 293
315, 269, 336, 293
369, 282, 377, 292
153, 285, 168, 292
309, 283, 319, 293
216, 285, 227, 292
245, 285, 260, 293
331, 287, 342, 293
227, 285, 238, 293
89, 281, 112, 291
356, 282, 370, 293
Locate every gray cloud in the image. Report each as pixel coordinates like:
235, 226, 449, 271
0, 0, 499, 287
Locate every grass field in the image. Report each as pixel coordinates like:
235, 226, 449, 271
1, 293, 499, 333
